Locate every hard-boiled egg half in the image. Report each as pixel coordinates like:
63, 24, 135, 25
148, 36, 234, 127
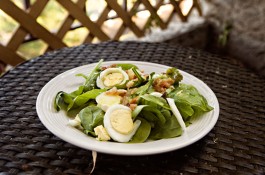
95, 91, 122, 112
97, 67, 129, 89
103, 104, 141, 143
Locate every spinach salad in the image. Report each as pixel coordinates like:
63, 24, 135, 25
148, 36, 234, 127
54, 59, 213, 143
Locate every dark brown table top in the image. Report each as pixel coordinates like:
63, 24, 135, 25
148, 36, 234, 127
0, 41, 264, 174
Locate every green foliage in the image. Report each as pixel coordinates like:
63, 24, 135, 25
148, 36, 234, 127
129, 117, 151, 143
54, 60, 213, 143
79, 106, 105, 136
218, 22, 233, 47
167, 83, 213, 122
76, 59, 103, 92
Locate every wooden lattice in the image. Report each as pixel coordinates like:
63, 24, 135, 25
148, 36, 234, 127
0, 0, 202, 66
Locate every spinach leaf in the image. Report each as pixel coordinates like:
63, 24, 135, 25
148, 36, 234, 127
129, 118, 151, 143
132, 106, 182, 140
149, 109, 182, 140
54, 86, 102, 113
131, 67, 145, 87
132, 105, 166, 126
67, 101, 96, 118
116, 63, 138, 70
167, 84, 213, 121
79, 106, 105, 136
67, 89, 106, 111
76, 59, 103, 92
140, 94, 170, 110
174, 102, 194, 121
140, 110, 157, 128
133, 73, 155, 96
132, 105, 147, 120
54, 91, 67, 111
54, 59, 103, 112
142, 106, 166, 126
69, 85, 84, 97
63, 86, 85, 110
165, 67, 183, 85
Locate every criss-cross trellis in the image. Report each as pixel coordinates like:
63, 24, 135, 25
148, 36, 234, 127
0, 0, 202, 66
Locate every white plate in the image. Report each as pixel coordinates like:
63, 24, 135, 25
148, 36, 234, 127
36, 61, 219, 155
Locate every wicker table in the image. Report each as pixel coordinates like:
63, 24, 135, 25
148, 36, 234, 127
0, 41, 264, 174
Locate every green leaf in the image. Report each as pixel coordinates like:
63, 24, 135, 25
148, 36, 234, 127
167, 83, 213, 122
165, 67, 183, 84
67, 101, 96, 118
129, 118, 151, 143
174, 102, 194, 121
133, 73, 155, 96
140, 94, 170, 110
54, 91, 67, 111
132, 105, 147, 120
70, 85, 84, 96
67, 89, 106, 111
63, 93, 74, 104
161, 109, 171, 119
116, 63, 138, 70
132, 105, 166, 127
80, 59, 103, 92
131, 67, 145, 87
75, 73, 88, 81
142, 106, 166, 126
115, 80, 129, 89
79, 106, 105, 135
140, 110, 157, 127
149, 110, 182, 140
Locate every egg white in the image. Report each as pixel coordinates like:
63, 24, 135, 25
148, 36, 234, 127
103, 104, 141, 143
95, 92, 122, 112
96, 67, 129, 89
150, 92, 163, 97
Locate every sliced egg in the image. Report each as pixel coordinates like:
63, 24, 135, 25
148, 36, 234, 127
150, 92, 163, 97
97, 68, 129, 89
95, 92, 122, 112
152, 73, 161, 79
104, 104, 141, 143
94, 125, 111, 141
68, 115, 83, 130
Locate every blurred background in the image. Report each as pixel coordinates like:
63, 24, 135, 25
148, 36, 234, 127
0, 0, 264, 76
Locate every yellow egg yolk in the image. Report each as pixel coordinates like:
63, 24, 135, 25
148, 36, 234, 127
94, 125, 111, 141
96, 92, 122, 111
103, 72, 124, 87
110, 109, 134, 134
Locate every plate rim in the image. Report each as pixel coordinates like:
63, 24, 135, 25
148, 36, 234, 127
36, 61, 220, 155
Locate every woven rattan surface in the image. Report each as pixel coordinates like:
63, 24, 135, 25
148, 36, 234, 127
0, 41, 264, 174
